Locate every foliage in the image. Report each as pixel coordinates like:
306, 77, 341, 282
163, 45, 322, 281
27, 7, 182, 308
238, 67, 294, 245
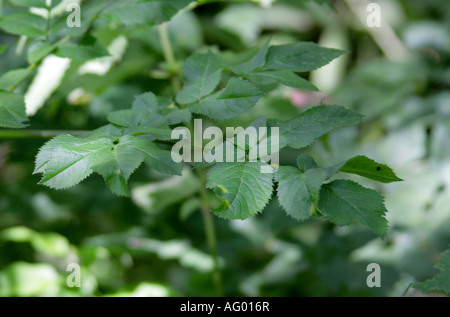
0, 0, 448, 297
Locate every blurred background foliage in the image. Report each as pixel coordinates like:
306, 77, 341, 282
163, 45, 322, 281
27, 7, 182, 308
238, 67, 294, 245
0, 0, 449, 296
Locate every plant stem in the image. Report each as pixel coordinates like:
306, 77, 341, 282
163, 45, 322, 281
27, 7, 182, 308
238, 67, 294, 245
8, 35, 70, 92
157, 22, 223, 296
402, 283, 413, 297
45, 0, 52, 42
197, 169, 222, 296
0, 130, 89, 139
157, 23, 182, 95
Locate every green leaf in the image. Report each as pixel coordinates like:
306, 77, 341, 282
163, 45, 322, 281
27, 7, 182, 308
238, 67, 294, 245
296, 154, 318, 172
318, 180, 388, 237
339, 155, 403, 183
27, 41, 57, 64
107, 92, 185, 138
188, 78, 263, 120
157, 97, 191, 124
275, 166, 328, 220
263, 42, 345, 73
164, 108, 192, 125
37, 136, 112, 190
207, 161, 274, 219
0, 45, 7, 55
0, 68, 30, 90
105, 0, 193, 26
176, 51, 227, 104
232, 38, 271, 75
247, 70, 318, 93
414, 249, 450, 295
89, 138, 144, 197
123, 135, 182, 176
54, 43, 110, 61
274, 105, 363, 149
0, 13, 47, 38
34, 133, 182, 196
8, 0, 48, 7
0, 91, 28, 128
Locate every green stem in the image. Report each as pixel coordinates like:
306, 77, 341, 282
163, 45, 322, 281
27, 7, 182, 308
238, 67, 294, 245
197, 170, 223, 296
0, 130, 89, 139
402, 283, 413, 297
45, 0, 52, 42
157, 23, 182, 95
8, 35, 70, 92
157, 22, 223, 296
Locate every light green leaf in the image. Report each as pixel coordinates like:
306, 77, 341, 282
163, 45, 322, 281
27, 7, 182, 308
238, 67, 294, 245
318, 180, 388, 237
264, 42, 345, 73
37, 137, 112, 190
339, 155, 403, 183
275, 105, 363, 149
207, 161, 273, 219
176, 51, 226, 104
0, 91, 28, 128
0, 68, 30, 90
0, 262, 59, 297
0, 45, 7, 55
27, 41, 57, 64
0, 13, 47, 38
55, 43, 110, 61
247, 69, 318, 92
414, 249, 450, 295
188, 78, 263, 120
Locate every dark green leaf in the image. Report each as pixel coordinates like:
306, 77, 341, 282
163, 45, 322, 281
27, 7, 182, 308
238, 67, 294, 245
296, 154, 318, 172
319, 180, 388, 236
414, 249, 450, 295
105, 0, 193, 26
264, 42, 345, 73
275, 105, 363, 149
55, 43, 110, 61
232, 38, 271, 75
247, 69, 318, 92
176, 51, 227, 104
275, 166, 328, 220
340, 155, 403, 183
188, 78, 263, 120
0, 91, 28, 128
